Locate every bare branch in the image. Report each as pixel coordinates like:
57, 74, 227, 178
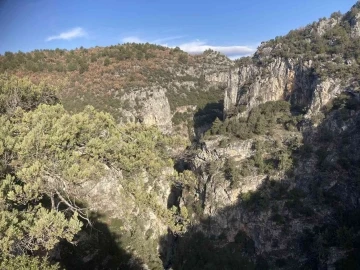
55, 190, 92, 226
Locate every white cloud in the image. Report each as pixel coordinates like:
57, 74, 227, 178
121, 35, 184, 44
228, 55, 248, 60
120, 36, 256, 58
152, 36, 184, 44
178, 40, 256, 57
46, 27, 87, 42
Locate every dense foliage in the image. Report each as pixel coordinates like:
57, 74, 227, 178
207, 100, 302, 139
0, 75, 184, 268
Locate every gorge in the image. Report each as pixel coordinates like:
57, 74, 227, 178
1, 2, 360, 270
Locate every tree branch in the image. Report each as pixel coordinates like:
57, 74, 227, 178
55, 190, 92, 226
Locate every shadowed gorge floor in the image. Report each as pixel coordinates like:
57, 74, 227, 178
158, 93, 360, 269
57, 214, 145, 270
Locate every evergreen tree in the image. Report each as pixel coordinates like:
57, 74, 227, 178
104, 57, 110, 66
211, 117, 222, 135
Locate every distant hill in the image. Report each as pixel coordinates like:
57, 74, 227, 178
0, 44, 232, 129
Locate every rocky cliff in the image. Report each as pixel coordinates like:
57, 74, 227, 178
224, 57, 344, 120
224, 4, 360, 120
166, 3, 360, 269
178, 97, 360, 268
120, 87, 173, 133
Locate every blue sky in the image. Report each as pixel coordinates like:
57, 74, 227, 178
0, 0, 356, 58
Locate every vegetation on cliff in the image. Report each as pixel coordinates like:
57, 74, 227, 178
237, 2, 360, 84
0, 75, 191, 269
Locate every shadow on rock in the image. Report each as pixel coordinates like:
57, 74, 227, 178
160, 94, 360, 269
193, 101, 223, 137
55, 212, 144, 270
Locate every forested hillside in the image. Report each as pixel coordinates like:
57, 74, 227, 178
0, 44, 229, 134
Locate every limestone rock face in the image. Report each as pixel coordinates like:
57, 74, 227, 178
351, 12, 360, 38
190, 136, 264, 217
224, 57, 344, 118
81, 166, 171, 232
312, 17, 341, 36
221, 5, 360, 122
79, 165, 174, 269
121, 87, 172, 133
140, 88, 172, 133
306, 78, 342, 117
192, 136, 254, 170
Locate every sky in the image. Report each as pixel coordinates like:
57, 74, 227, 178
0, 0, 357, 58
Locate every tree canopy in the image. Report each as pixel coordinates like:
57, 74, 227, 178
0, 75, 179, 268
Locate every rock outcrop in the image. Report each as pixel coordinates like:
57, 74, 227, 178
121, 87, 173, 133
222, 4, 360, 120
224, 57, 345, 119
351, 12, 360, 38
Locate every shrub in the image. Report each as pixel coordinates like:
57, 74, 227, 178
209, 100, 299, 140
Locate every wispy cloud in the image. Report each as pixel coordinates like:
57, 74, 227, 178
121, 35, 184, 44
178, 40, 256, 57
46, 27, 87, 42
152, 36, 185, 44
120, 35, 256, 58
